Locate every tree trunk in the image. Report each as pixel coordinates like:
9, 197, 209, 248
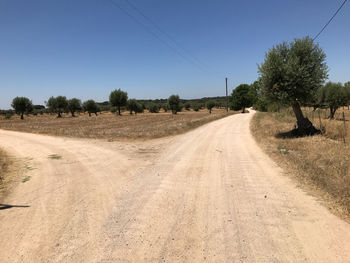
57, 112, 62, 118
241, 107, 245, 113
71, 111, 75, 117
209, 108, 212, 114
291, 102, 319, 135
88, 112, 91, 117
20, 112, 24, 120
118, 106, 121, 115
329, 106, 337, 119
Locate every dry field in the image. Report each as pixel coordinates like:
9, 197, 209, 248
0, 109, 234, 140
251, 108, 350, 219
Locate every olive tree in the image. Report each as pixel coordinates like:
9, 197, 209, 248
67, 98, 82, 117
127, 99, 143, 115
109, 89, 128, 115
206, 100, 215, 114
83, 100, 99, 116
46, 96, 68, 118
168, 95, 181, 114
11, 97, 33, 119
231, 84, 255, 113
318, 82, 349, 119
258, 37, 328, 134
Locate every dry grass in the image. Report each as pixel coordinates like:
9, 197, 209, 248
0, 109, 235, 140
0, 149, 8, 182
251, 109, 350, 219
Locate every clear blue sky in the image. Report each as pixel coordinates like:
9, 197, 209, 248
0, 0, 349, 109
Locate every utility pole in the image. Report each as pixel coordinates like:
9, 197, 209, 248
225, 78, 228, 112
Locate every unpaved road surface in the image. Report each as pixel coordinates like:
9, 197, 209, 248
1, 111, 350, 262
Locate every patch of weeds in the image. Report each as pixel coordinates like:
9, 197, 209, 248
48, 154, 62, 160
22, 176, 31, 183
277, 143, 289, 155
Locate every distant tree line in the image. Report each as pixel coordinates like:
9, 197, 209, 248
6, 90, 234, 119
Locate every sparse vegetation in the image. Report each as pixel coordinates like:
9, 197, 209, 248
48, 154, 62, 160
251, 109, 350, 218
0, 110, 235, 140
0, 149, 8, 182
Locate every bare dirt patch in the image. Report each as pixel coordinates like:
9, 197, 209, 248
251, 110, 350, 220
0, 109, 234, 140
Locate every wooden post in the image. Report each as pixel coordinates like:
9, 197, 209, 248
343, 111, 346, 144
318, 110, 323, 132
225, 78, 228, 112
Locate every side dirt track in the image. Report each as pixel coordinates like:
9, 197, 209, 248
0, 111, 350, 262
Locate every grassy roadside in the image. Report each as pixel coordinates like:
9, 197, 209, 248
0, 149, 11, 195
0, 109, 235, 140
251, 110, 350, 220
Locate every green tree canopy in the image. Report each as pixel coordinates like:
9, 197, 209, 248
109, 89, 128, 115
46, 96, 68, 118
168, 95, 181, 114
127, 99, 143, 115
318, 82, 349, 119
206, 100, 216, 114
11, 97, 33, 119
258, 37, 328, 134
231, 84, 255, 113
83, 100, 99, 116
67, 98, 82, 117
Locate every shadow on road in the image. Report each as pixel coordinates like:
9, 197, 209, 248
0, 204, 30, 210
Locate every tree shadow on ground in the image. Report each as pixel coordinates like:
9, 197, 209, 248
0, 204, 30, 210
275, 127, 321, 139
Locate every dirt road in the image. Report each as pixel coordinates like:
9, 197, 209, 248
1, 111, 350, 262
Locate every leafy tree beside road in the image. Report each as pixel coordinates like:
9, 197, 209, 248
46, 96, 68, 118
258, 37, 328, 135
110, 89, 128, 115
231, 84, 255, 113
11, 97, 33, 119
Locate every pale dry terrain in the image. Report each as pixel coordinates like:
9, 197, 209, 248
251, 110, 350, 218
0, 109, 233, 140
1, 111, 350, 262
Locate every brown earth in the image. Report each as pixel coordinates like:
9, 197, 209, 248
0, 109, 234, 140
0, 110, 350, 262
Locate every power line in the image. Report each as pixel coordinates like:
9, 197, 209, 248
108, 0, 208, 72
123, 0, 209, 70
313, 0, 348, 41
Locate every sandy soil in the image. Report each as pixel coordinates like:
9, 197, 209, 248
0, 110, 350, 262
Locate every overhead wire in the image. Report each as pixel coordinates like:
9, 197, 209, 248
313, 0, 348, 41
123, 0, 209, 70
108, 0, 208, 73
